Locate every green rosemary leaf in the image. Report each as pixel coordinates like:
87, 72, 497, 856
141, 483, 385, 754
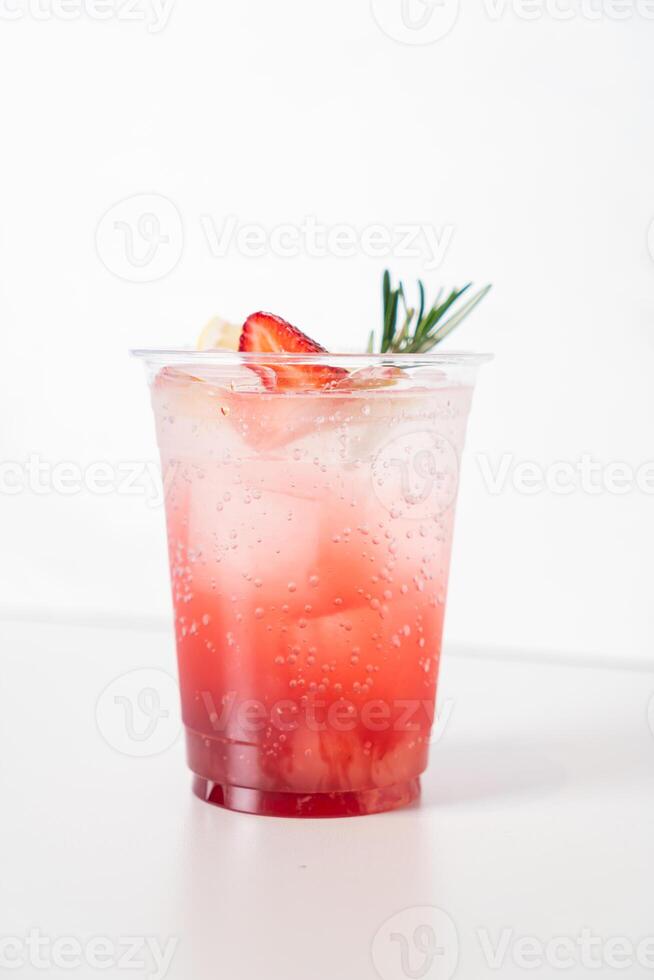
416, 280, 425, 330
428, 284, 492, 346
430, 284, 471, 326
382, 269, 390, 313
375, 270, 490, 354
396, 306, 414, 351
382, 289, 399, 354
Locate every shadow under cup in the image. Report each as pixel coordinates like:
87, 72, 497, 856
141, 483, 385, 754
134, 349, 489, 817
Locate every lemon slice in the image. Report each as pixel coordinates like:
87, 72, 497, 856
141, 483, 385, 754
197, 316, 242, 351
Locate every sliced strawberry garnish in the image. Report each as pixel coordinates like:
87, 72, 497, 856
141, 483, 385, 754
239, 312, 347, 391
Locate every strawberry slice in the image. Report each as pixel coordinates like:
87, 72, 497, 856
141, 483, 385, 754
239, 312, 347, 391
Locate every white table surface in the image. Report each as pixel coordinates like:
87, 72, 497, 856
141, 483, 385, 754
1, 618, 653, 980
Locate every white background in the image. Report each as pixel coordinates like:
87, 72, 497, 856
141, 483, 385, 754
1, 0, 653, 663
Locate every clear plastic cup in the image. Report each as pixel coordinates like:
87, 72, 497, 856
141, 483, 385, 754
134, 349, 490, 817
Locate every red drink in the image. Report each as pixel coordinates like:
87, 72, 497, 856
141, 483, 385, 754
140, 351, 485, 816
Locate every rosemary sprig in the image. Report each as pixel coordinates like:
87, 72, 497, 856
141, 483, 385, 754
375, 269, 491, 354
